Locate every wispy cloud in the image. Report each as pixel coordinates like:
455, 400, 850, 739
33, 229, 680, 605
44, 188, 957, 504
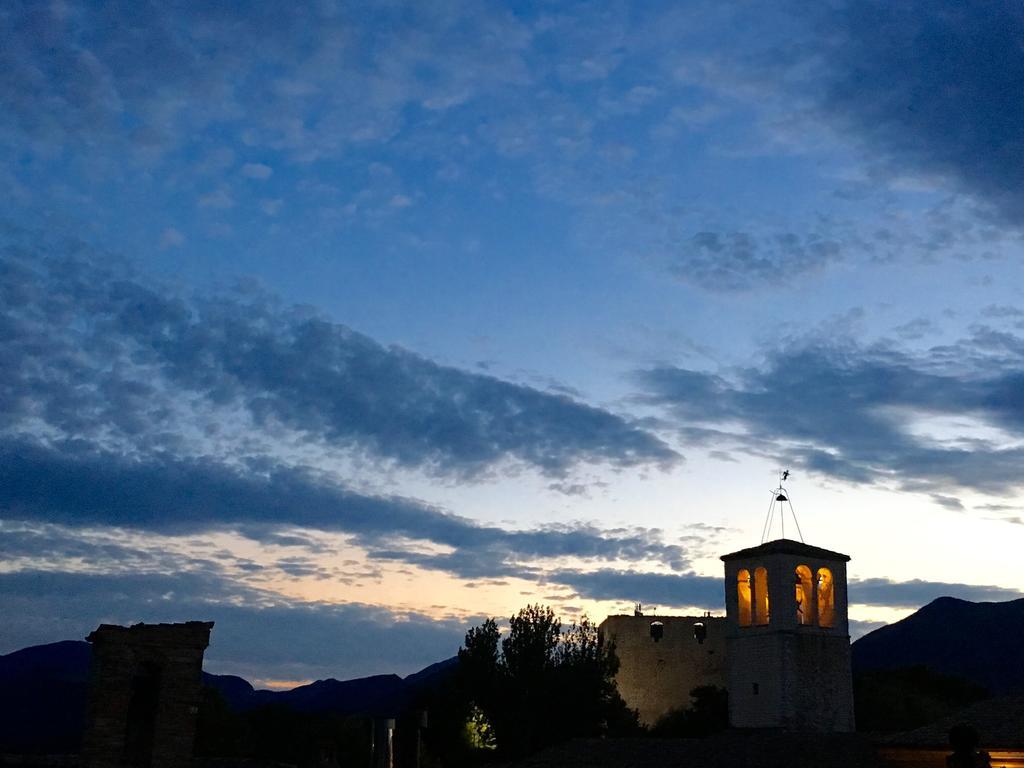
670, 230, 843, 292
241, 163, 273, 180
817, 0, 1024, 226
542, 568, 1022, 612
549, 568, 722, 609
0, 569, 468, 681
5, 0, 1015, 294
1, 232, 678, 479
0, 438, 689, 575
849, 578, 1024, 609
0, 2, 534, 161
637, 333, 1024, 497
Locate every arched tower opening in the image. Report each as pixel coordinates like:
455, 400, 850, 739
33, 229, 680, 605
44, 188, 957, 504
753, 566, 769, 625
795, 564, 814, 625
817, 567, 835, 628
737, 569, 752, 627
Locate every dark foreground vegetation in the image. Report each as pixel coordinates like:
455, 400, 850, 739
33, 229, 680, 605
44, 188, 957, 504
457, 604, 642, 759
852, 665, 989, 733
184, 663, 996, 764
3, 596, 1021, 766
184, 604, 643, 766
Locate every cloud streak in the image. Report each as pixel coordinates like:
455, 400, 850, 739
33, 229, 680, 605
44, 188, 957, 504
543, 568, 1023, 613
0, 437, 689, 576
819, 0, 1024, 225
550, 568, 723, 610
1, 234, 678, 479
0, 569, 467, 682
0, 2, 533, 161
672, 230, 844, 292
638, 333, 1024, 497
849, 578, 1023, 609
0, 229, 694, 611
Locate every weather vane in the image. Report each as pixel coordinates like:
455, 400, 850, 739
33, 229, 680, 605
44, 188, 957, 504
761, 469, 804, 543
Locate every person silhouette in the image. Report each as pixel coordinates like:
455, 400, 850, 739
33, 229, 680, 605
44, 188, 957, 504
946, 724, 991, 768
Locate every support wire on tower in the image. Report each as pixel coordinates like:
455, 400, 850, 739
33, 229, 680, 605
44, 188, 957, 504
761, 469, 804, 544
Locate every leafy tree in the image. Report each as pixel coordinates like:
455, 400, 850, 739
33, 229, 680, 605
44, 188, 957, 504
458, 604, 638, 758
650, 685, 729, 738
463, 704, 497, 751
853, 666, 989, 733
412, 662, 486, 767
459, 617, 501, 718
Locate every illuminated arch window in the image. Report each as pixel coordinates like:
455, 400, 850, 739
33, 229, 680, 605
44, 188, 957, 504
754, 567, 770, 625
817, 567, 835, 628
795, 565, 814, 625
737, 569, 752, 627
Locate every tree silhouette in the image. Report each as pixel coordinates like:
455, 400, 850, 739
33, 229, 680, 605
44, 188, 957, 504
649, 685, 729, 738
458, 604, 638, 758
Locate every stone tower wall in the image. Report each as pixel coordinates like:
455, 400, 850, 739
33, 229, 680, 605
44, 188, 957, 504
599, 614, 727, 726
727, 632, 854, 730
722, 545, 855, 731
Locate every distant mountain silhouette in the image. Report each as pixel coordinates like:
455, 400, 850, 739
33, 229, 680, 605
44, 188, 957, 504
0, 640, 457, 754
0, 641, 92, 754
852, 596, 1024, 695
0, 639, 93, 683
202, 671, 256, 711
248, 674, 406, 715
241, 657, 459, 716
403, 656, 459, 689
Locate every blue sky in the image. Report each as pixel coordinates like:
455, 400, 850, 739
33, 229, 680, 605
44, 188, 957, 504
3, 0, 1024, 685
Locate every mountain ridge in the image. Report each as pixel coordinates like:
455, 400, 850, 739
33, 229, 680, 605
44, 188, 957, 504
6, 593, 1023, 754
851, 595, 1024, 695
0, 640, 458, 754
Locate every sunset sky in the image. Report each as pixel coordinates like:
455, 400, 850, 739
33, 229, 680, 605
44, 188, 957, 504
3, 0, 1024, 688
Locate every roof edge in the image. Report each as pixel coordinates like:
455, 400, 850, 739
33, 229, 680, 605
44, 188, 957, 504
720, 537, 851, 562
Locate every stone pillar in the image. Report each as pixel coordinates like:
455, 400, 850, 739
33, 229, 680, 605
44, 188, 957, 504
81, 621, 214, 768
372, 719, 395, 768
412, 710, 428, 768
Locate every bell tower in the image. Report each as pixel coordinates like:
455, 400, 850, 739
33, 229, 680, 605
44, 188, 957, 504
720, 476, 855, 731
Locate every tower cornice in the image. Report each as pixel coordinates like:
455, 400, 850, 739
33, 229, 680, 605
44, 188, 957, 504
720, 537, 851, 563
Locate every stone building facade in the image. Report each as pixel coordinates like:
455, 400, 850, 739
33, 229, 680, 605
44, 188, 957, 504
599, 613, 727, 726
81, 621, 214, 768
603, 538, 855, 731
721, 539, 855, 731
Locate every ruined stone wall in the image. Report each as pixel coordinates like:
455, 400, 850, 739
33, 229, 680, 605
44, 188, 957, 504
81, 622, 213, 768
599, 615, 727, 727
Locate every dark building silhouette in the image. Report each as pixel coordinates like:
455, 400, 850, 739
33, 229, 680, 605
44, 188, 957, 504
81, 622, 213, 768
